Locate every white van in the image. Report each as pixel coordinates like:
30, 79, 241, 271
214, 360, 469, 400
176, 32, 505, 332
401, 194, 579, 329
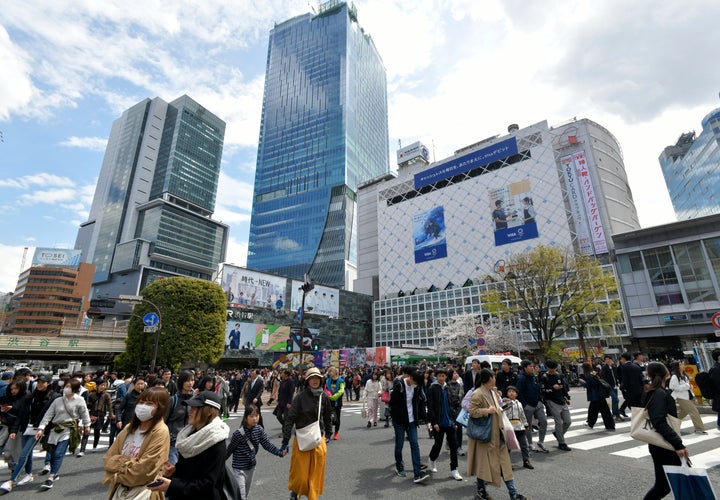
464, 354, 522, 372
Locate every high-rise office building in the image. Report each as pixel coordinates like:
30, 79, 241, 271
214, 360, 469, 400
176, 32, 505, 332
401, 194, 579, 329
75, 95, 228, 303
247, 0, 390, 289
660, 106, 720, 220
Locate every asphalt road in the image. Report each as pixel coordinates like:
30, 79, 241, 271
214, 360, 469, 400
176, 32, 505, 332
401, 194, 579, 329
1, 389, 718, 499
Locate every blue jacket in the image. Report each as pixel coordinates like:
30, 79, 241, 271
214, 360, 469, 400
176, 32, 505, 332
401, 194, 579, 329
516, 371, 542, 407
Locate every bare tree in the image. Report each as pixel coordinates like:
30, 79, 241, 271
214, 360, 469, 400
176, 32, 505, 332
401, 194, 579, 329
435, 313, 478, 360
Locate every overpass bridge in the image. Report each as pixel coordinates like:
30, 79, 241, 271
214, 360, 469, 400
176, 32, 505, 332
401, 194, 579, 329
0, 326, 128, 363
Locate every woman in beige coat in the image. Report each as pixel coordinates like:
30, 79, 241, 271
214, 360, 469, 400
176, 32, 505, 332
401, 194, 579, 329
467, 368, 527, 500
103, 387, 171, 500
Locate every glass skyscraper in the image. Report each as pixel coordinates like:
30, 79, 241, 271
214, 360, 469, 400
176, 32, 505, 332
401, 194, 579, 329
660, 106, 720, 220
247, 0, 390, 289
75, 95, 228, 301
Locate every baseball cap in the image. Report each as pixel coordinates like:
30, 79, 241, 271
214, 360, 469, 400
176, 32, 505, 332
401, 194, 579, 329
36, 373, 53, 383
183, 390, 221, 410
1, 371, 13, 380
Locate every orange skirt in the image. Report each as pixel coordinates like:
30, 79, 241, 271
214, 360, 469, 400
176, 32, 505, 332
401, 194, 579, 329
288, 435, 327, 499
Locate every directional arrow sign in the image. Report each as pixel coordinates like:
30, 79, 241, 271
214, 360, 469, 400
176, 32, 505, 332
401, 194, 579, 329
143, 312, 159, 326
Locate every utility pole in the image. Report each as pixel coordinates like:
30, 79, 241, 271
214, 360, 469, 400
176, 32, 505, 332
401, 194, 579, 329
297, 278, 314, 373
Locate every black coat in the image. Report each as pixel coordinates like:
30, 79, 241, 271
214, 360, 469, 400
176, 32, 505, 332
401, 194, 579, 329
389, 377, 421, 428
710, 362, 720, 412
642, 388, 683, 451
601, 364, 619, 388
281, 387, 333, 446
618, 362, 644, 405
462, 370, 480, 395
277, 378, 295, 408
246, 377, 264, 407
496, 369, 518, 397
167, 439, 226, 500
426, 382, 460, 425
12, 388, 56, 434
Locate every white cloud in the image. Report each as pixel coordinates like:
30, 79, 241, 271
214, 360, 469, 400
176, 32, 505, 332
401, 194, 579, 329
213, 171, 254, 224
59, 136, 107, 151
19, 188, 78, 205
225, 236, 249, 268
0, 173, 75, 189
0, 26, 35, 121
0, 244, 34, 293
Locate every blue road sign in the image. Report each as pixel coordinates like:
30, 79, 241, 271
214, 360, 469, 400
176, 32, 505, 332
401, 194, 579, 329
143, 312, 159, 326
297, 307, 303, 322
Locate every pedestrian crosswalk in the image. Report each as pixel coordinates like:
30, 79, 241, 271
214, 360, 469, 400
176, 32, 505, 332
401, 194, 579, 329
342, 404, 720, 471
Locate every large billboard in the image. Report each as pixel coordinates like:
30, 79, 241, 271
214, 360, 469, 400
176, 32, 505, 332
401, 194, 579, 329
573, 151, 608, 254
271, 346, 390, 368
414, 137, 518, 189
221, 265, 287, 309
290, 281, 339, 317
225, 321, 313, 351
32, 248, 81, 267
560, 155, 594, 255
413, 206, 448, 263
488, 179, 539, 246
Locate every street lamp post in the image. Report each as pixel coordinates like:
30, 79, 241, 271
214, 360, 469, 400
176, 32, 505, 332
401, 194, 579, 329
118, 295, 162, 374
298, 280, 314, 373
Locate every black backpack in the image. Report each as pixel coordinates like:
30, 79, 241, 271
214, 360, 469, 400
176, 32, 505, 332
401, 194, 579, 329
596, 376, 611, 398
695, 371, 716, 400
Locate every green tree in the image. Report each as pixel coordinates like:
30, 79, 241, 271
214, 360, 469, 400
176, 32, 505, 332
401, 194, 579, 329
114, 277, 227, 373
494, 245, 620, 358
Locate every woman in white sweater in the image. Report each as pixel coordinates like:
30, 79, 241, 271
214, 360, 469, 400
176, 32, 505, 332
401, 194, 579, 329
364, 372, 382, 427
35, 378, 91, 489
668, 360, 706, 434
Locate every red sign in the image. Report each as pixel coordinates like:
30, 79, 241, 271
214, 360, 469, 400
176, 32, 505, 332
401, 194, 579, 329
475, 325, 485, 336
712, 312, 720, 329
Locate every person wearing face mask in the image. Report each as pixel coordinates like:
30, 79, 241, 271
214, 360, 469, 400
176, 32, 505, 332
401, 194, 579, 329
35, 378, 91, 490
116, 377, 146, 432
102, 387, 170, 500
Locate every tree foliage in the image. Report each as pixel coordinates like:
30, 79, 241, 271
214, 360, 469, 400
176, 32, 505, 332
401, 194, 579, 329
114, 277, 227, 373
435, 313, 477, 360
492, 245, 620, 357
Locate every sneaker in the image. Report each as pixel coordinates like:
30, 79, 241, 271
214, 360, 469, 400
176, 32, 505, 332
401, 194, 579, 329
290, 492, 299, 500
457, 447, 466, 456
395, 467, 406, 478
523, 460, 534, 469
420, 464, 429, 471
605, 427, 616, 432
536, 442, 549, 453
583, 422, 593, 429
450, 469, 463, 481
695, 430, 708, 434
428, 458, 437, 473
413, 473, 430, 484
558, 443, 571, 451
511, 494, 527, 500
333, 432, 339, 440
40, 479, 53, 490
529, 444, 537, 452
373, 422, 377, 427
0, 481, 12, 493
475, 489, 492, 500
367, 421, 371, 428
39, 465, 51, 476
17, 474, 34, 486
76, 451, 85, 457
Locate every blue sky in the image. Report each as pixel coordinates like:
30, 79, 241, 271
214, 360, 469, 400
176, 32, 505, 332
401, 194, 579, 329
1, 0, 719, 292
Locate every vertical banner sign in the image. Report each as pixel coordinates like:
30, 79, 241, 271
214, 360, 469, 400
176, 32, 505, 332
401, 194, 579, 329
413, 206, 448, 263
572, 151, 608, 254
560, 155, 593, 255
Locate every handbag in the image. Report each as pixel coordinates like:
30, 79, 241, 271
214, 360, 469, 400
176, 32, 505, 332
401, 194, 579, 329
111, 484, 151, 500
664, 459, 717, 500
467, 415, 492, 442
455, 408, 469, 428
295, 395, 323, 451
502, 412, 520, 451
629, 392, 682, 451
381, 391, 391, 403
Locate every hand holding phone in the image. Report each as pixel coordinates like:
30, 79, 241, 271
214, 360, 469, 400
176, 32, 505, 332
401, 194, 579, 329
147, 479, 164, 488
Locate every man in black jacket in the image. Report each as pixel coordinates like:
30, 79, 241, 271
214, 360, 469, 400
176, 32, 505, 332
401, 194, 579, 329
389, 366, 430, 484
245, 370, 264, 428
618, 352, 644, 409
496, 359, 518, 397
462, 359, 481, 395
540, 360, 571, 451
275, 369, 295, 426
601, 356, 622, 420
426, 369, 462, 480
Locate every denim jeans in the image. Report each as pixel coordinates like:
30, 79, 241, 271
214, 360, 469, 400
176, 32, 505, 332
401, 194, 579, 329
168, 440, 179, 466
393, 422, 421, 478
477, 477, 517, 496
10, 434, 36, 481
609, 387, 620, 416
49, 439, 69, 477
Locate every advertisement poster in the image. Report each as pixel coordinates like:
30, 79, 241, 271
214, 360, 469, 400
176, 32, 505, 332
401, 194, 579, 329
32, 248, 82, 267
224, 321, 295, 351
560, 154, 593, 255
221, 265, 287, 309
413, 206, 448, 263
339, 349, 349, 367
365, 347, 376, 366
291, 281, 339, 317
573, 151, 608, 254
488, 179, 539, 246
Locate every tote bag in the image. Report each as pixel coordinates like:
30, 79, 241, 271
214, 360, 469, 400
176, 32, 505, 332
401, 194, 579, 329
467, 415, 492, 442
295, 396, 323, 451
111, 484, 151, 500
629, 392, 682, 451
664, 460, 717, 500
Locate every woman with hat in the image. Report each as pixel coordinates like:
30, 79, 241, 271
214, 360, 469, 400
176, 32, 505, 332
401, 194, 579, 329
148, 390, 229, 500
280, 367, 333, 500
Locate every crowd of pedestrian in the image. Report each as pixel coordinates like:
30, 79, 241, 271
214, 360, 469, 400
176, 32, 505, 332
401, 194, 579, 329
0, 347, 716, 499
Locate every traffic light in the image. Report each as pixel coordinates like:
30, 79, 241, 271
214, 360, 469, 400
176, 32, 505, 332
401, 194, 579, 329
301, 281, 314, 294
311, 338, 320, 351
286, 339, 293, 352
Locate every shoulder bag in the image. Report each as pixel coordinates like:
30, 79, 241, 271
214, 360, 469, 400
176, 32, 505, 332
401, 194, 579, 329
629, 391, 682, 451
466, 393, 492, 443
295, 395, 323, 451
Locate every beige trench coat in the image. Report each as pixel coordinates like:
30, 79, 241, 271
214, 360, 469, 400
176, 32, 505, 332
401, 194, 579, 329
466, 386, 513, 487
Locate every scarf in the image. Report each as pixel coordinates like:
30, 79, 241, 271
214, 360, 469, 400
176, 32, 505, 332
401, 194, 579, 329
175, 416, 229, 459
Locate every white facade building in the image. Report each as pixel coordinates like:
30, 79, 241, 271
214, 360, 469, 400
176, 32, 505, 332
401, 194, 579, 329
356, 118, 639, 349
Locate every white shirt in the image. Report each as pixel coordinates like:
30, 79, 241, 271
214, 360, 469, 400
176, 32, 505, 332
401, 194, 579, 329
121, 429, 147, 459
404, 379, 415, 423
668, 374, 692, 400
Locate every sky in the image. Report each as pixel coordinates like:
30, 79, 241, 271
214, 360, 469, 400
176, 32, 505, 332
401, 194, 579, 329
1, 0, 719, 293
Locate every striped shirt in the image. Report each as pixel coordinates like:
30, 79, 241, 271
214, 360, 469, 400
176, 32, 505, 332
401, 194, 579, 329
226, 424, 283, 471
